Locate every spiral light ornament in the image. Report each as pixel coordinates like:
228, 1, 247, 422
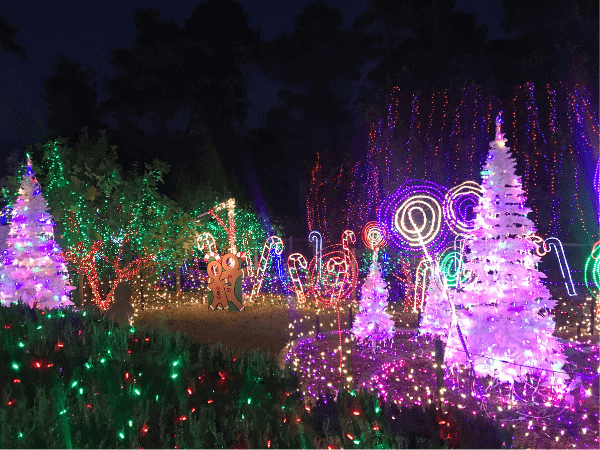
437, 247, 471, 288
307, 245, 358, 309
443, 181, 483, 236
308, 230, 358, 375
361, 221, 387, 250
379, 180, 450, 256
585, 241, 600, 301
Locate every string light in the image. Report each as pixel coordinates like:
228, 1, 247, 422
250, 236, 284, 303
287, 253, 308, 306
443, 181, 483, 236
380, 180, 450, 256
543, 237, 577, 297
308, 231, 323, 281
413, 259, 434, 313
361, 221, 387, 251
196, 198, 236, 253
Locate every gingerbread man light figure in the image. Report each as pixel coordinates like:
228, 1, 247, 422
207, 259, 227, 310
206, 253, 245, 311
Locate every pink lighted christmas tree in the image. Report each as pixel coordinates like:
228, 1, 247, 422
445, 113, 567, 388
352, 251, 395, 351
420, 269, 453, 341
0, 156, 74, 309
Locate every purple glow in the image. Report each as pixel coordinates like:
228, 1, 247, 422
379, 179, 450, 256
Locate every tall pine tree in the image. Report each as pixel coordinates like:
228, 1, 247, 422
445, 113, 567, 388
0, 156, 73, 309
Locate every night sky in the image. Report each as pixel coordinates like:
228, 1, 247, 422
0, 0, 505, 152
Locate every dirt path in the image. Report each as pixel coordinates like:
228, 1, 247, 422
133, 302, 356, 359
133, 301, 418, 360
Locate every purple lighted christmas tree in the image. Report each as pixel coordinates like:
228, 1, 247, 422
352, 251, 395, 351
420, 269, 453, 341
0, 156, 74, 309
445, 113, 567, 388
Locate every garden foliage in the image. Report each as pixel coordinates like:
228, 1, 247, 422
0, 304, 513, 448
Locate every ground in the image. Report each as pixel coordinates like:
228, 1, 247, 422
132, 298, 599, 449
132, 298, 416, 358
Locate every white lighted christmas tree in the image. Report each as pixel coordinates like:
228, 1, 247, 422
420, 269, 453, 341
352, 251, 395, 351
445, 113, 567, 388
0, 156, 74, 309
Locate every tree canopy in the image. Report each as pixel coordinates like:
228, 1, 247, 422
26, 0, 599, 237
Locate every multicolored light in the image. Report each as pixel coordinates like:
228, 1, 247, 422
287, 252, 308, 305
584, 241, 600, 304
249, 236, 285, 303
361, 221, 387, 251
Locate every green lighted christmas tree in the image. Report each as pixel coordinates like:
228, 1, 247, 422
445, 113, 567, 389
0, 156, 74, 308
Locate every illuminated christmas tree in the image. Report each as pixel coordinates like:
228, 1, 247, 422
445, 113, 567, 388
0, 156, 74, 308
352, 252, 395, 351
420, 270, 453, 341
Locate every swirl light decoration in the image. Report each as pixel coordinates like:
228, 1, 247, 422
584, 241, 600, 302
437, 247, 470, 289
307, 230, 358, 374
308, 248, 357, 309
379, 180, 450, 257
361, 221, 388, 251
249, 236, 284, 302
543, 237, 576, 296
443, 181, 483, 235
287, 253, 308, 305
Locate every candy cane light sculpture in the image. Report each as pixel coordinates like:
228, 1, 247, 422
544, 237, 577, 296
287, 253, 309, 305
309, 230, 323, 281
250, 236, 284, 302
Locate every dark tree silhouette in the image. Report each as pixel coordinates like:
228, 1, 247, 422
0, 13, 25, 58
42, 54, 106, 140
252, 0, 371, 231
499, 0, 598, 92
102, 2, 259, 201
354, 0, 488, 96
